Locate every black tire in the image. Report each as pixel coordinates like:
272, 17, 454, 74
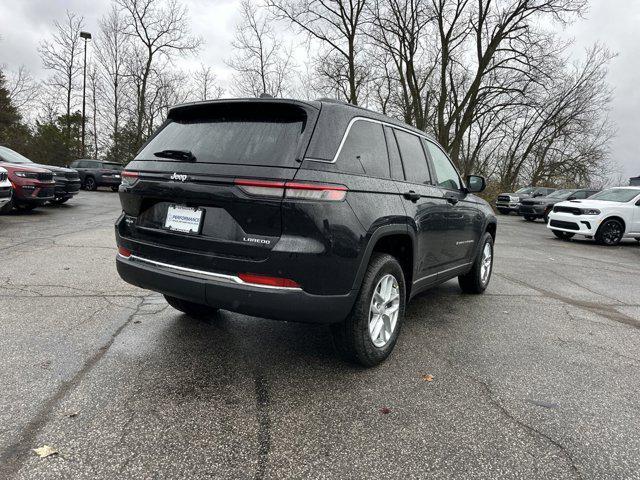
0, 199, 14, 213
458, 232, 494, 294
595, 218, 624, 246
84, 176, 97, 191
552, 230, 574, 240
164, 295, 219, 320
524, 215, 536, 222
14, 202, 37, 212
498, 209, 509, 215
543, 212, 550, 224
50, 197, 70, 205
111, 186, 119, 192
331, 253, 406, 367
636, 238, 640, 243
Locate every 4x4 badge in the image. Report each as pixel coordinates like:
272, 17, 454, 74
170, 173, 188, 182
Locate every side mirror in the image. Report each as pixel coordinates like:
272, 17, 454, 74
466, 175, 486, 193
567, 196, 576, 200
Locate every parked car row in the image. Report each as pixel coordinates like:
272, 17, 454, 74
548, 187, 640, 246
0, 146, 122, 213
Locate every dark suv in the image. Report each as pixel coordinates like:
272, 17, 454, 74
519, 188, 599, 222
115, 99, 497, 366
70, 159, 123, 191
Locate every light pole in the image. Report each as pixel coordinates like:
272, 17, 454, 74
80, 31, 92, 158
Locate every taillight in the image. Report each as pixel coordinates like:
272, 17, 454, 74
235, 179, 285, 197
118, 246, 131, 257
238, 273, 301, 289
121, 171, 139, 187
234, 179, 347, 201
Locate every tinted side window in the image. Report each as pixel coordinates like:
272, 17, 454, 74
383, 126, 404, 180
394, 130, 430, 184
336, 120, 390, 178
426, 141, 461, 190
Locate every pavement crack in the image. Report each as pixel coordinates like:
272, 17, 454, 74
497, 273, 640, 330
253, 368, 271, 480
429, 348, 583, 479
0, 296, 147, 480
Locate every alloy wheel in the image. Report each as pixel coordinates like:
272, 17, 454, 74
602, 221, 623, 245
480, 242, 493, 285
368, 274, 400, 348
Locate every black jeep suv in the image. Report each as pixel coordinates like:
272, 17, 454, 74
115, 99, 497, 366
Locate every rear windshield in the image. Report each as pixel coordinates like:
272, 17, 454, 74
102, 163, 123, 170
137, 104, 306, 167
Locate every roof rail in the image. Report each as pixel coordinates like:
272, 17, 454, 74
315, 97, 351, 105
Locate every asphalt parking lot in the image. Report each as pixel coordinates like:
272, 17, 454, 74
1, 191, 639, 480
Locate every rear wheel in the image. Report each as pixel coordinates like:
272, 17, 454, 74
84, 176, 97, 191
458, 232, 494, 294
331, 253, 405, 367
595, 219, 624, 246
552, 230, 574, 240
164, 295, 219, 320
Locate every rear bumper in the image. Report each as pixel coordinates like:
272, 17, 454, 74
97, 175, 121, 186
116, 254, 355, 324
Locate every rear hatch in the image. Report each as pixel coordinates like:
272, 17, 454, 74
118, 100, 319, 264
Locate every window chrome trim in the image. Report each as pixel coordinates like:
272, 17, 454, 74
306, 116, 432, 164
118, 254, 303, 291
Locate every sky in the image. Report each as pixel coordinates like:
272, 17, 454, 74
0, 0, 638, 180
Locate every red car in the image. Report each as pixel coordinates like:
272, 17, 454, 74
0, 161, 55, 212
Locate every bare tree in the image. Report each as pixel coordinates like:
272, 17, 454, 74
267, 0, 368, 104
116, 0, 202, 149
228, 0, 292, 97
5, 66, 39, 116
191, 64, 224, 100
87, 63, 102, 158
96, 5, 130, 161
38, 10, 84, 141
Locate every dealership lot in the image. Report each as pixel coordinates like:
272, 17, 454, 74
1, 191, 639, 479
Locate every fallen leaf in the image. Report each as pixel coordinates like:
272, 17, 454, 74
379, 407, 391, 415
421, 374, 434, 382
33, 445, 58, 458
133, 320, 141, 324
64, 410, 80, 418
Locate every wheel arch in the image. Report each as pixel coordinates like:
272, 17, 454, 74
351, 225, 415, 298
600, 215, 627, 232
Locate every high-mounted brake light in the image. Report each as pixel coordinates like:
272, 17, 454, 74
234, 179, 347, 201
238, 273, 301, 289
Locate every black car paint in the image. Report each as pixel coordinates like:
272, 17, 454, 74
70, 160, 123, 188
115, 98, 496, 323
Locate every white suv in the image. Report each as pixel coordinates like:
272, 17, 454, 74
547, 186, 640, 246
0, 167, 12, 209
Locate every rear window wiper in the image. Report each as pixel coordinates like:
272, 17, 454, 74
153, 149, 196, 162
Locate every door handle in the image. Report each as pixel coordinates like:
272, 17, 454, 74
403, 191, 421, 202
446, 196, 459, 205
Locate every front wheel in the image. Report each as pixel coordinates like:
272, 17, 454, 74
111, 186, 119, 192
498, 209, 509, 215
458, 232, 494, 294
164, 295, 219, 320
331, 253, 406, 367
524, 215, 536, 222
552, 230, 575, 240
0, 199, 14, 213
50, 197, 70, 205
595, 219, 624, 246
